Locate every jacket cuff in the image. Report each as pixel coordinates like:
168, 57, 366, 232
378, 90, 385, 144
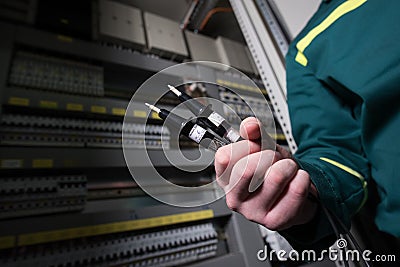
295, 158, 349, 227
280, 205, 336, 252
279, 158, 348, 251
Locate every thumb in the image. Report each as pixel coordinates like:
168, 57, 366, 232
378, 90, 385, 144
240, 117, 275, 150
240, 117, 262, 140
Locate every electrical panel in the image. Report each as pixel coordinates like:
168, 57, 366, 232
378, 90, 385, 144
0, 1, 278, 267
97, 0, 146, 49
143, 11, 188, 60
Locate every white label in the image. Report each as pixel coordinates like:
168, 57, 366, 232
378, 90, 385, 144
189, 125, 207, 143
208, 112, 225, 126
226, 129, 241, 143
0, 159, 23, 169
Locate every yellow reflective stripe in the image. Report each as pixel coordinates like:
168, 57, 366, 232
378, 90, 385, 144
320, 157, 368, 211
295, 0, 367, 66
320, 157, 363, 179
358, 178, 368, 212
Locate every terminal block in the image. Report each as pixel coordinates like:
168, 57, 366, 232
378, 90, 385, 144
1, 222, 220, 267
219, 89, 274, 129
0, 114, 170, 149
9, 51, 104, 96
0, 175, 87, 219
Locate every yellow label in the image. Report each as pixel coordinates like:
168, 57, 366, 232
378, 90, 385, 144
32, 159, 53, 168
57, 35, 73, 43
66, 103, 83, 111
112, 108, 126, 116
133, 110, 147, 118
39, 100, 58, 109
269, 133, 286, 141
151, 111, 161, 120
0, 236, 16, 249
8, 97, 29, 106
217, 79, 267, 95
91, 105, 106, 114
18, 210, 214, 246
63, 159, 78, 167
0, 159, 23, 169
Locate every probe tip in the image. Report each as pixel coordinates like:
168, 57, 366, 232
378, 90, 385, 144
145, 103, 161, 113
168, 84, 182, 96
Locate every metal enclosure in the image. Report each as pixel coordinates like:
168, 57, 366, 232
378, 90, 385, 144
144, 11, 189, 59
98, 0, 146, 48
216, 36, 255, 74
185, 31, 221, 63
268, 0, 321, 40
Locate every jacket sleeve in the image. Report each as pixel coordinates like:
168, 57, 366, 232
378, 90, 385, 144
280, 49, 371, 250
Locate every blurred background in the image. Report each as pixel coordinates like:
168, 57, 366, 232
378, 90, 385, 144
0, 0, 342, 266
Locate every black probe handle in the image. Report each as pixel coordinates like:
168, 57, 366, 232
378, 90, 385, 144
159, 109, 186, 131
178, 92, 205, 115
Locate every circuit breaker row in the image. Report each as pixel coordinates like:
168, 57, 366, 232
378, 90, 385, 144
9, 51, 104, 96
0, 114, 170, 149
1, 222, 219, 267
0, 175, 87, 219
219, 90, 274, 128
126, 245, 217, 267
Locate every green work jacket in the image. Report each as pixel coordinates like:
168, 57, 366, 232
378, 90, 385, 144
283, 0, 400, 249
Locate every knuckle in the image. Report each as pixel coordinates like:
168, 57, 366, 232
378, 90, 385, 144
264, 212, 289, 231
288, 170, 310, 200
232, 157, 254, 181
282, 158, 298, 173
266, 169, 287, 188
225, 196, 239, 211
263, 217, 281, 231
215, 147, 231, 167
288, 183, 309, 200
266, 159, 298, 187
243, 212, 257, 223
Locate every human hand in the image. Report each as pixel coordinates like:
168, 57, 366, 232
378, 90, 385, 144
215, 117, 318, 230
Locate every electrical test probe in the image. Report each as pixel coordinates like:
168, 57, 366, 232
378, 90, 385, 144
145, 103, 229, 152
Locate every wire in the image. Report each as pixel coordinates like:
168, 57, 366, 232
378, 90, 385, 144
180, 0, 199, 30
198, 7, 233, 31
316, 197, 370, 267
